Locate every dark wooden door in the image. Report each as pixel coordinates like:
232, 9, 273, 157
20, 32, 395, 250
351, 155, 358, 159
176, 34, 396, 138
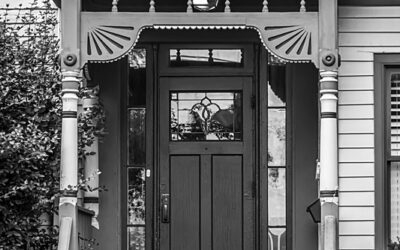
159, 77, 255, 250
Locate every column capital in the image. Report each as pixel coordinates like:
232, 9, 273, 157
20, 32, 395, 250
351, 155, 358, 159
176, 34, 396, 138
320, 70, 338, 94
61, 70, 80, 93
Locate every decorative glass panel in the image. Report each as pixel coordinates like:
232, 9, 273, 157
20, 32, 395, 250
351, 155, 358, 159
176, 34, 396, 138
128, 227, 145, 250
391, 73, 400, 156
268, 168, 286, 226
268, 227, 286, 250
170, 49, 243, 67
128, 168, 145, 225
128, 108, 146, 165
268, 109, 286, 166
170, 92, 242, 141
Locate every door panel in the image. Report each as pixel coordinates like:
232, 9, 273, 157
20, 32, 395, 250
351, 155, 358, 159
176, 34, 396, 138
212, 155, 243, 250
170, 155, 200, 250
159, 77, 254, 250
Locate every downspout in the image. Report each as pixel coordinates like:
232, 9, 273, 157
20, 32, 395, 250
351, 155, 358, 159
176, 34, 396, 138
318, 0, 339, 249
58, 0, 81, 250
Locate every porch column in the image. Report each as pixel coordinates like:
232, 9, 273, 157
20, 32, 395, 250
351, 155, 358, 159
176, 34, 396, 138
319, 0, 339, 249
58, 0, 81, 250
59, 70, 80, 250
82, 87, 100, 229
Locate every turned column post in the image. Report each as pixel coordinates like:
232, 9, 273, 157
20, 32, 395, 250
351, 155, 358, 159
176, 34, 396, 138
58, 0, 81, 249
319, 0, 339, 249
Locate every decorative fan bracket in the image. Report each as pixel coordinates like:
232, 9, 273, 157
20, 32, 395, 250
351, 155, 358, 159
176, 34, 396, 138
81, 12, 319, 66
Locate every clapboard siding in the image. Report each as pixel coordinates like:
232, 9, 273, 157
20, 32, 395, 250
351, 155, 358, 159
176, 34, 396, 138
338, 91, 373, 105
339, 163, 375, 177
338, 119, 374, 134
338, 105, 374, 119
338, 6, 400, 249
339, 18, 400, 33
339, 134, 374, 148
339, 221, 375, 235
339, 177, 374, 191
339, 192, 374, 206
339, 207, 375, 221
339, 61, 374, 76
339, 148, 374, 163
339, 33, 400, 47
339, 6, 400, 18
339, 76, 373, 90
340, 47, 400, 61
339, 236, 375, 249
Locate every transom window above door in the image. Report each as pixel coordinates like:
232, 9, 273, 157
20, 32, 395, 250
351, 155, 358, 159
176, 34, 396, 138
169, 48, 243, 67
170, 91, 242, 141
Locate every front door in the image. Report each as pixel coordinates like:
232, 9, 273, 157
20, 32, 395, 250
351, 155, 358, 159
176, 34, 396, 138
158, 76, 255, 250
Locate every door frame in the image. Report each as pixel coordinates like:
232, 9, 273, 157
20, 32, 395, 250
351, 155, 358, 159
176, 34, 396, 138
122, 30, 294, 249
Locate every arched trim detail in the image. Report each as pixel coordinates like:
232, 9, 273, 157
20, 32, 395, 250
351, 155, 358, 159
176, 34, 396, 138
81, 12, 319, 66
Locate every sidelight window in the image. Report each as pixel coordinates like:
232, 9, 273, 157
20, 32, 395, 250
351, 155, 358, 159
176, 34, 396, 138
267, 62, 287, 250
126, 49, 147, 250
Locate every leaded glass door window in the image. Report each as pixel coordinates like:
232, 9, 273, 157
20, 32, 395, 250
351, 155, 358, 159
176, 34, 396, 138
170, 91, 242, 141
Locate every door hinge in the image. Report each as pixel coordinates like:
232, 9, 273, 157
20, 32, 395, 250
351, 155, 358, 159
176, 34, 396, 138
251, 95, 256, 109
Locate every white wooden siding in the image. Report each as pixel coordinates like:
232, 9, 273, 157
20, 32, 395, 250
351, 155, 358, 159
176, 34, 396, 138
338, 6, 400, 249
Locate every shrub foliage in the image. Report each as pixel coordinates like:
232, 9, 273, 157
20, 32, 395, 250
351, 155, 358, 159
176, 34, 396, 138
0, 1, 104, 248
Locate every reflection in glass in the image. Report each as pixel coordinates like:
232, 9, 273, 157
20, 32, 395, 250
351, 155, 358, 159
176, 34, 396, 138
128, 168, 145, 225
128, 109, 146, 165
193, 0, 219, 11
128, 227, 145, 250
268, 82, 285, 107
391, 162, 400, 242
268, 109, 286, 166
128, 49, 146, 69
268, 228, 286, 250
170, 49, 243, 67
268, 168, 286, 226
170, 92, 242, 141
267, 64, 286, 107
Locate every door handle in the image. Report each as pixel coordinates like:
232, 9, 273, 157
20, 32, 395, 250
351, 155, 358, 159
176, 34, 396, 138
161, 194, 170, 223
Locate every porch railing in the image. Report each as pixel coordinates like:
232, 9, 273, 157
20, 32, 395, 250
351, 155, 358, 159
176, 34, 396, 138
110, 0, 308, 13
57, 206, 95, 250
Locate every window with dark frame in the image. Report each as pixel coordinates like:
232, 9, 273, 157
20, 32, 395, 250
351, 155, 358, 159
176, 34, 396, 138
388, 68, 400, 244
267, 60, 287, 250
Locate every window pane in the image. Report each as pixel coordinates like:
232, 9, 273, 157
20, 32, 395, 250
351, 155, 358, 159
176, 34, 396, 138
268, 228, 286, 250
268, 168, 286, 226
128, 227, 145, 250
268, 109, 286, 166
268, 64, 286, 107
128, 168, 145, 225
391, 162, 400, 242
391, 73, 400, 156
128, 108, 146, 165
128, 49, 146, 107
170, 49, 243, 67
171, 92, 242, 141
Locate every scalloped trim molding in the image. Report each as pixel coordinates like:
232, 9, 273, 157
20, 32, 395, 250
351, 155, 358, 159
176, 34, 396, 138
81, 12, 319, 66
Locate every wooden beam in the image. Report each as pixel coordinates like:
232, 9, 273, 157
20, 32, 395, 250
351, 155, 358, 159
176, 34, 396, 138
319, 0, 338, 70
61, 0, 81, 71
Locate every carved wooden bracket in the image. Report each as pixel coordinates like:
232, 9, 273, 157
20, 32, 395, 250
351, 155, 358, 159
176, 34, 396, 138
81, 12, 318, 66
